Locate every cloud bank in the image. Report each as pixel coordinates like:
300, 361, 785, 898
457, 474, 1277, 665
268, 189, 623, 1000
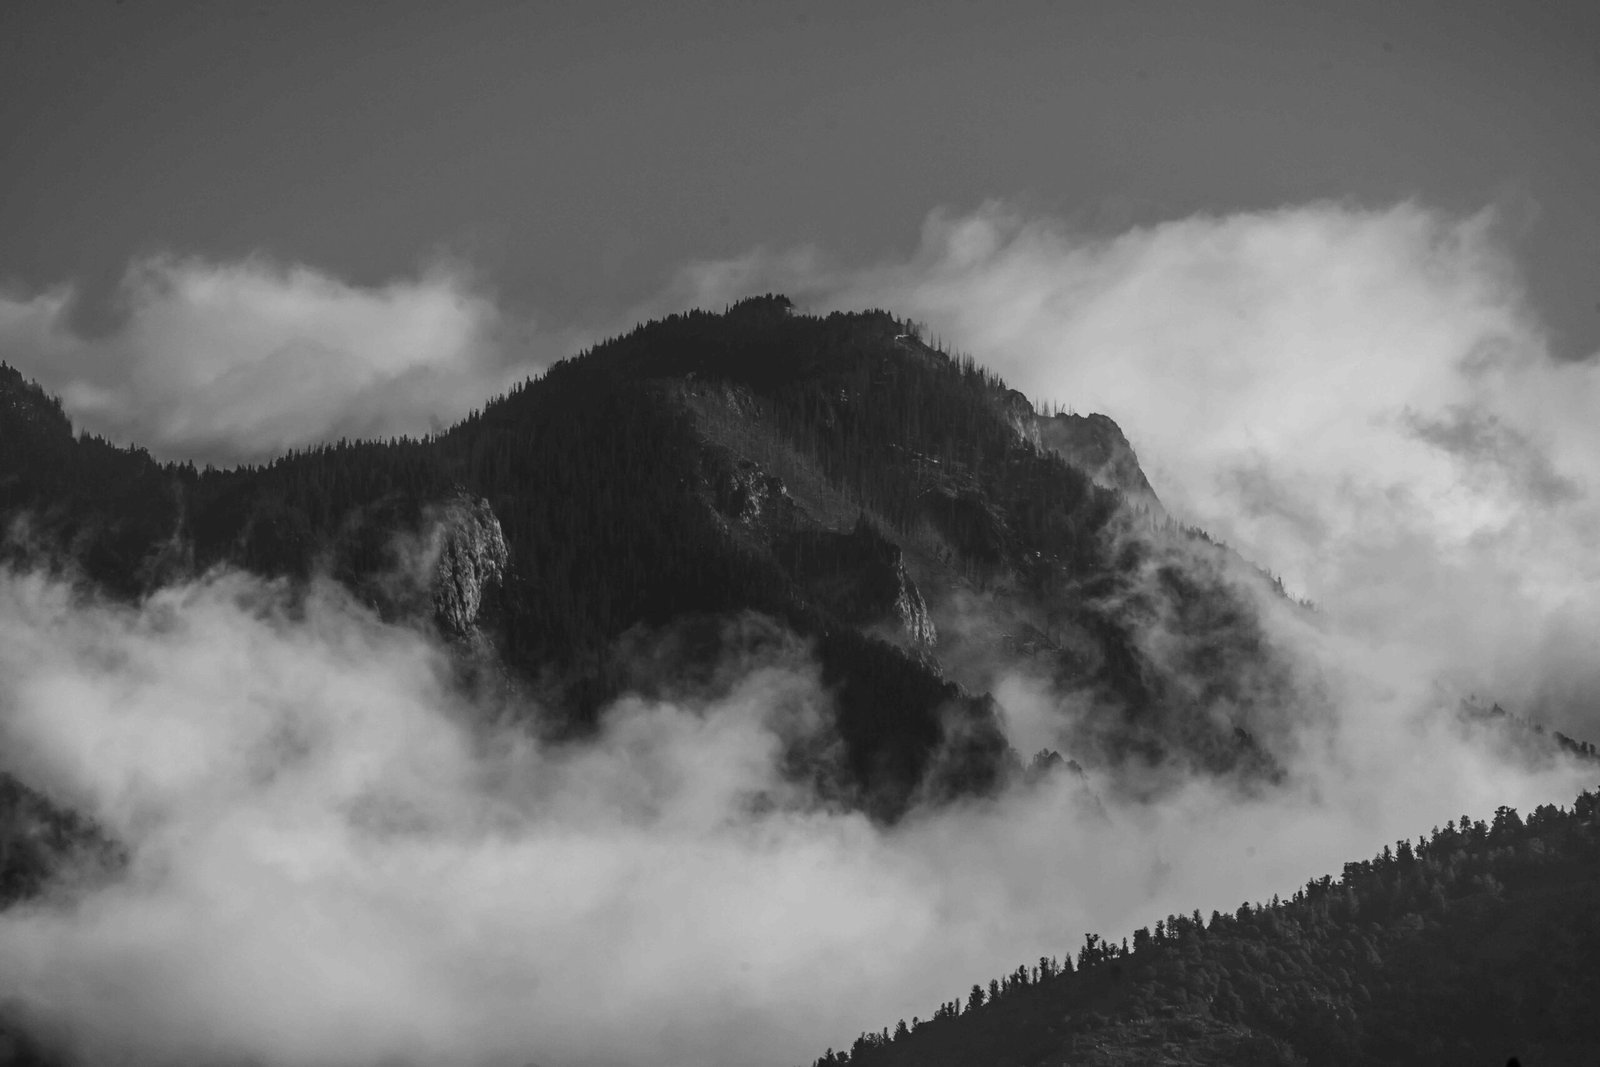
0, 565, 1589, 1067
672, 200, 1600, 737
0, 256, 559, 464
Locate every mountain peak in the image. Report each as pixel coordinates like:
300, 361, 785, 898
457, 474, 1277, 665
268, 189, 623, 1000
0, 301, 1339, 814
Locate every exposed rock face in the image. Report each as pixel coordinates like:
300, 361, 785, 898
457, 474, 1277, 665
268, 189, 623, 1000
778, 518, 937, 650
995, 388, 1043, 451
892, 560, 938, 649
1037, 412, 1165, 516
720, 459, 794, 533
992, 387, 1163, 517
428, 494, 509, 636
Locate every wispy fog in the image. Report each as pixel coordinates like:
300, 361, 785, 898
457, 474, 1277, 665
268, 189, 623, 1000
0, 557, 1588, 1067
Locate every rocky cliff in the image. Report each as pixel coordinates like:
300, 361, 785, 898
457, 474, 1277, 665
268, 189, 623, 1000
777, 518, 938, 650
427, 493, 509, 636
1036, 411, 1165, 517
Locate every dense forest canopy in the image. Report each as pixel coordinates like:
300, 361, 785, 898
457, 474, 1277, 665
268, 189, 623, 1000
811, 788, 1600, 1067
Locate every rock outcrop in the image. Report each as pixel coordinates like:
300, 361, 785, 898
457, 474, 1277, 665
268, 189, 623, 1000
777, 517, 937, 650
1036, 411, 1165, 517
995, 388, 1044, 451
718, 458, 795, 535
992, 387, 1164, 517
427, 493, 509, 636
892, 560, 938, 649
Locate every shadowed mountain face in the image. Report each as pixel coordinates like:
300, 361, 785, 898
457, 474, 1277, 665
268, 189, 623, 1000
0, 296, 1302, 820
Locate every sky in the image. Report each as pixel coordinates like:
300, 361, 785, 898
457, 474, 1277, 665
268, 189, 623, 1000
3, 5, 1600, 1066
5, 0, 1596, 648
2, 0, 1597, 350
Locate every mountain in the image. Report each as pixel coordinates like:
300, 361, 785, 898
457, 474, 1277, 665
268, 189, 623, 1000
3, 295, 1596, 1067
807, 788, 1600, 1067
0, 296, 1301, 821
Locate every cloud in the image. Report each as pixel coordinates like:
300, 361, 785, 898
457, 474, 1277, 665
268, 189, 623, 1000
0, 563, 1591, 1067
672, 199, 1600, 737
0, 256, 563, 465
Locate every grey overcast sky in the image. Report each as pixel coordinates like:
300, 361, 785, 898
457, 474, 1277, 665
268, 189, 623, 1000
2, 0, 1598, 353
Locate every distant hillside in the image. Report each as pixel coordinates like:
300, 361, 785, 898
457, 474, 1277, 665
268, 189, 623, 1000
810, 788, 1600, 1067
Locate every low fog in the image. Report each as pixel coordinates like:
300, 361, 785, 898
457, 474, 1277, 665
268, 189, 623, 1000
0, 558, 1589, 1067
1, 200, 1598, 1066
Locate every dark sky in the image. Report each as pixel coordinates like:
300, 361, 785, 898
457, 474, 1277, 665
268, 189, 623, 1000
3, 0, 1598, 355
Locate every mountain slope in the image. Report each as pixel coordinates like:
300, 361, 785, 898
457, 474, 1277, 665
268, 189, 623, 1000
3, 296, 1598, 1067
0, 296, 1307, 816
811, 788, 1600, 1067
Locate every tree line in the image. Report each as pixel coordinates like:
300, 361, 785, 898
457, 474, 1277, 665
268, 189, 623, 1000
811, 787, 1600, 1066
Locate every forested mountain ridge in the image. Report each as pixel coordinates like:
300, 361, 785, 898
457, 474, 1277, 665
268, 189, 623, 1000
3, 294, 1589, 809
0, 295, 1306, 816
809, 788, 1600, 1067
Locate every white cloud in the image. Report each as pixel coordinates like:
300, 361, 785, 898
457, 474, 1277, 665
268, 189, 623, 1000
0, 256, 561, 464
0, 564, 1590, 1067
672, 200, 1600, 736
